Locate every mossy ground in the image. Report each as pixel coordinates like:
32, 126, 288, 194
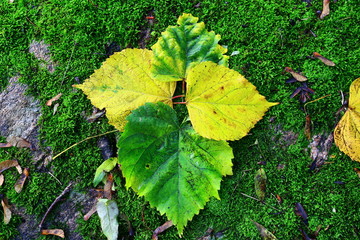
1, 0, 360, 239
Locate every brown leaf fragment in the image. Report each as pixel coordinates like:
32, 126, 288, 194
103, 173, 113, 200
313, 52, 335, 66
15, 164, 22, 174
0, 160, 19, 174
6, 136, 31, 149
83, 204, 97, 221
152, 220, 174, 240
0, 174, 4, 186
14, 168, 29, 193
1, 198, 12, 224
87, 108, 106, 123
41, 229, 65, 238
46, 93, 62, 106
305, 114, 312, 140
354, 168, 360, 178
295, 203, 308, 225
0, 142, 12, 148
285, 67, 307, 82
276, 194, 283, 204
254, 168, 267, 201
320, 0, 330, 19
251, 220, 278, 239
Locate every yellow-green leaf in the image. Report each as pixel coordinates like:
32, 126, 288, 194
334, 78, 360, 162
186, 62, 278, 140
151, 13, 228, 82
74, 49, 176, 131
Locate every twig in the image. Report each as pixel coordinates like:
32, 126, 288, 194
240, 192, 281, 211
39, 182, 73, 229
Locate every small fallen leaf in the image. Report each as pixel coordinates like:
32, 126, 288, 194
46, 93, 62, 106
305, 114, 312, 140
93, 157, 117, 187
1, 198, 11, 224
152, 220, 174, 240
6, 136, 31, 149
295, 203, 308, 225
313, 52, 335, 66
87, 108, 106, 123
0, 160, 19, 174
53, 103, 59, 115
254, 168, 267, 201
320, 0, 330, 19
103, 173, 113, 200
97, 199, 119, 240
251, 220, 277, 239
275, 194, 283, 204
14, 168, 30, 193
0, 174, 4, 186
41, 229, 65, 238
285, 67, 307, 82
354, 168, 360, 178
0, 142, 12, 148
15, 164, 22, 174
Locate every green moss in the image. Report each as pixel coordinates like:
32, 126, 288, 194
1, 0, 360, 239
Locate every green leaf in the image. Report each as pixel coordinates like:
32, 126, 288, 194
118, 102, 233, 234
96, 199, 119, 240
74, 49, 176, 131
93, 157, 117, 187
186, 61, 278, 140
151, 13, 229, 82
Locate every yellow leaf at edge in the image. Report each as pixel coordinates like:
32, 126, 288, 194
186, 62, 278, 140
334, 78, 360, 162
74, 49, 176, 131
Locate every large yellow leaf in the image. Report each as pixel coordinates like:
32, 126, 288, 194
186, 62, 278, 140
334, 78, 360, 162
74, 49, 176, 131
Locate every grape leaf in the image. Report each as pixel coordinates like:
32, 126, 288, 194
334, 78, 360, 162
74, 49, 176, 131
118, 102, 233, 234
151, 13, 229, 82
97, 199, 119, 240
186, 61, 278, 140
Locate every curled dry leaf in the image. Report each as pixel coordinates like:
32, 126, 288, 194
0, 160, 19, 174
251, 220, 277, 239
5, 136, 31, 149
254, 168, 267, 201
15, 168, 30, 193
1, 198, 12, 224
313, 52, 335, 66
46, 93, 62, 106
320, 0, 330, 19
16, 164, 22, 174
41, 229, 65, 238
0, 174, 4, 186
152, 220, 174, 240
285, 67, 307, 82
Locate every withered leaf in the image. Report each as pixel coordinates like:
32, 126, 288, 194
6, 136, 31, 149
15, 164, 22, 174
0, 160, 19, 174
152, 220, 174, 240
14, 168, 29, 193
285, 67, 307, 82
0, 174, 4, 186
313, 52, 335, 66
1, 198, 11, 224
41, 229, 65, 238
295, 203, 308, 225
254, 168, 267, 201
103, 173, 113, 200
251, 220, 277, 239
320, 0, 330, 19
46, 93, 62, 106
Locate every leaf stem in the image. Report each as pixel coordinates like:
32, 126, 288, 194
173, 102, 186, 104
172, 95, 185, 99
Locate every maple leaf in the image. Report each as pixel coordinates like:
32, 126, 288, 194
118, 102, 233, 234
151, 13, 229, 82
334, 78, 360, 162
186, 61, 278, 140
74, 49, 176, 131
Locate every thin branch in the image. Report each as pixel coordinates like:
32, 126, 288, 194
240, 193, 281, 211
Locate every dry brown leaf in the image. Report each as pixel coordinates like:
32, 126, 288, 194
41, 229, 65, 238
285, 67, 307, 82
251, 220, 277, 239
14, 168, 29, 193
0, 160, 19, 174
1, 198, 12, 224
152, 220, 174, 240
334, 78, 360, 162
6, 136, 31, 149
15, 164, 22, 174
313, 52, 335, 66
46, 93, 62, 106
320, 0, 330, 19
0, 174, 4, 186
0, 142, 12, 148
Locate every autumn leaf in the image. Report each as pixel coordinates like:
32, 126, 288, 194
41, 229, 65, 238
1, 198, 11, 224
251, 220, 277, 240
14, 168, 29, 193
151, 13, 228, 82
74, 48, 176, 131
0, 160, 19, 174
118, 102, 233, 234
334, 78, 360, 162
186, 62, 278, 140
